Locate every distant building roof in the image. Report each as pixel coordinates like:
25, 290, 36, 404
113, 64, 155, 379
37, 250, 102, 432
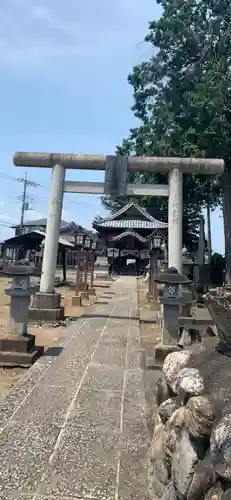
93, 202, 168, 230
11, 219, 94, 237
11, 219, 69, 229
4, 230, 74, 249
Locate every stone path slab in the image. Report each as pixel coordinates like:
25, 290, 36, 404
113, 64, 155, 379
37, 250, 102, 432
0, 277, 150, 500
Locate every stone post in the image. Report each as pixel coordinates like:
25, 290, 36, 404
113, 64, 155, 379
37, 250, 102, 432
152, 258, 158, 300
147, 254, 154, 300
88, 252, 96, 295
168, 168, 183, 272
72, 249, 82, 307
30, 164, 65, 321
76, 249, 81, 295
40, 164, 65, 293
83, 250, 89, 299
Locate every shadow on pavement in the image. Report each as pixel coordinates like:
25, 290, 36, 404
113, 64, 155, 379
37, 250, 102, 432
43, 346, 65, 357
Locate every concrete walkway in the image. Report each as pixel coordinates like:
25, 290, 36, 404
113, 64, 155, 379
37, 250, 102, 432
0, 277, 150, 500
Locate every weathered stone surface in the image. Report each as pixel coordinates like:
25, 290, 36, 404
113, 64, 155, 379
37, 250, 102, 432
150, 458, 169, 499
159, 398, 180, 424
163, 427, 181, 466
150, 418, 169, 497
203, 326, 217, 338
187, 453, 216, 500
161, 481, 177, 500
178, 328, 192, 348
147, 412, 163, 439
163, 351, 192, 393
177, 368, 204, 396
150, 420, 165, 462
221, 488, 231, 500
210, 414, 231, 481
156, 375, 170, 406
215, 462, 231, 482
204, 481, 223, 500
186, 341, 231, 417
172, 430, 200, 499
186, 396, 216, 439
168, 407, 187, 430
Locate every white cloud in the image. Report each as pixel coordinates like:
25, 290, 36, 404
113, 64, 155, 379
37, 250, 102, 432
23, 210, 44, 222
61, 208, 72, 222
0, 0, 162, 240
0, 213, 17, 223
0, 0, 158, 75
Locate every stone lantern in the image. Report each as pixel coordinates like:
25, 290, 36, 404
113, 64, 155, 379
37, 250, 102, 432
147, 230, 166, 300
153, 266, 191, 364
0, 261, 44, 366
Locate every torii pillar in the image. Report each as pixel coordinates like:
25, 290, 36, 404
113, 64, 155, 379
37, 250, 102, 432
13, 152, 224, 320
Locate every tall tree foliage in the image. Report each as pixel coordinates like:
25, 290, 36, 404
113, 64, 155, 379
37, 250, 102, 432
102, 0, 231, 275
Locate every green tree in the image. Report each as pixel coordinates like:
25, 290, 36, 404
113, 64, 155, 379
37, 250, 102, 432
102, 0, 231, 275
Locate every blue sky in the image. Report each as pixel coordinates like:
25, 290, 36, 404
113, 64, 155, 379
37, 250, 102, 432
0, 0, 224, 253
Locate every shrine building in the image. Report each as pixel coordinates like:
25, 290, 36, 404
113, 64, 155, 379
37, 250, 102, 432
92, 202, 168, 275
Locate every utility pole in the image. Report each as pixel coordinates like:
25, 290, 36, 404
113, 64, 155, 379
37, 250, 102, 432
20, 172, 27, 233
19, 173, 40, 234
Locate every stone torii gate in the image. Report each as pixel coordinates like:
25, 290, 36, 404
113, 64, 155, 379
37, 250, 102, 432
13, 152, 224, 319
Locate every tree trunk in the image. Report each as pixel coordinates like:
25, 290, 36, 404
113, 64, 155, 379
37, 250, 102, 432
222, 169, 231, 282
206, 205, 212, 264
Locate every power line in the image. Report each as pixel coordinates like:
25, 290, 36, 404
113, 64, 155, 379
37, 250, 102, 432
0, 172, 23, 182
0, 170, 41, 186
0, 222, 14, 227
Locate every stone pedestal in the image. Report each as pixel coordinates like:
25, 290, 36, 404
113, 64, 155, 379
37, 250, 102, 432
153, 344, 182, 367
159, 296, 187, 345
0, 334, 44, 366
152, 267, 192, 368
71, 294, 82, 307
7, 288, 31, 335
153, 295, 187, 366
0, 264, 44, 366
29, 292, 64, 321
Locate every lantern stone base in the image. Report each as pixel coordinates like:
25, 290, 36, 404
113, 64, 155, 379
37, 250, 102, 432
0, 334, 44, 367
29, 292, 65, 322
153, 343, 182, 368
71, 294, 82, 307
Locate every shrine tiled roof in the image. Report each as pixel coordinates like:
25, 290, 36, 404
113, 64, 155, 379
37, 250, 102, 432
97, 219, 167, 229
93, 202, 168, 230
111, 230, 147, 243
108, 202, 155, 222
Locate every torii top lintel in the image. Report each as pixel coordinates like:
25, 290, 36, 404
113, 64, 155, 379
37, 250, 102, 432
13, 152, 224, 175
